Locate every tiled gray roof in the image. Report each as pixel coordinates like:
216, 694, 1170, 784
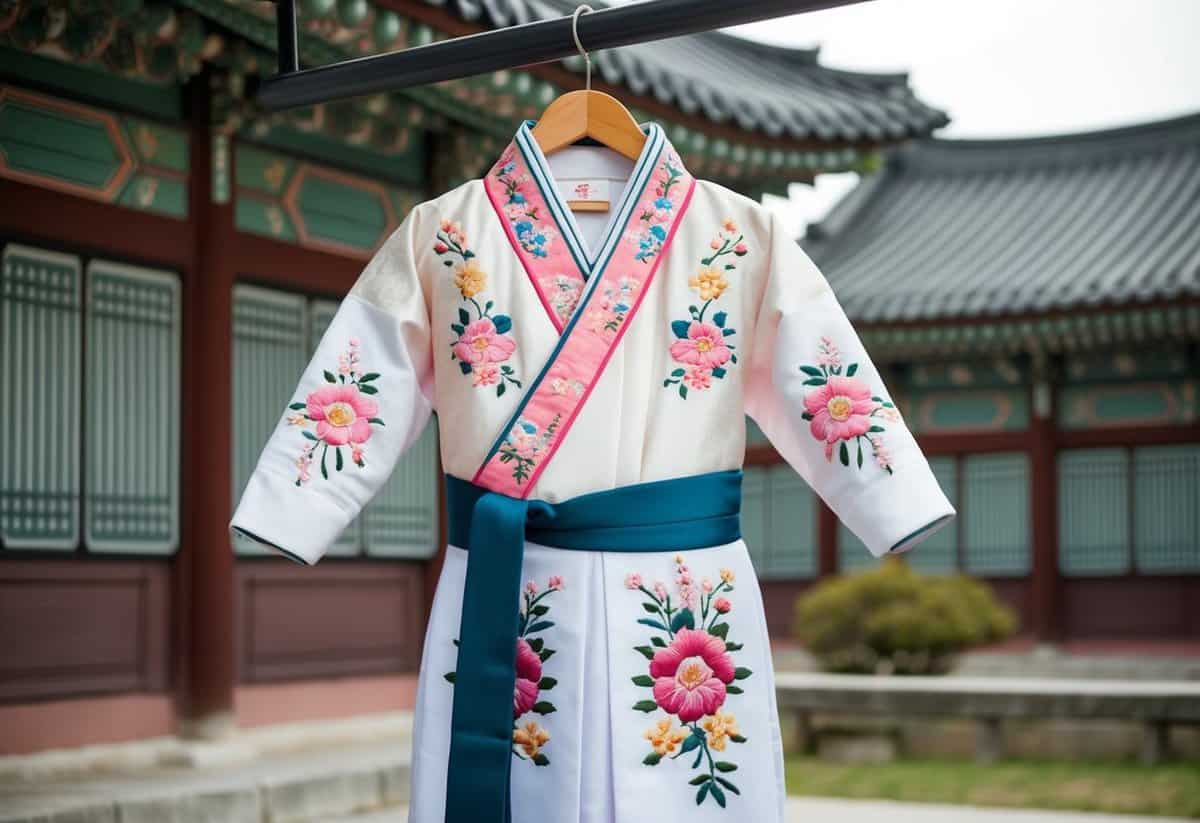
805, 112, 1200, 322
429, 0, 949, 142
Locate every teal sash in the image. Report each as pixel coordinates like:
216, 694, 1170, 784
443, 470, 742, 823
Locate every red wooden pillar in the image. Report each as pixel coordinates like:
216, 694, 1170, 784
1029, 356, 1061, 643
817, 502, 839, 578
177, 78, 238, 737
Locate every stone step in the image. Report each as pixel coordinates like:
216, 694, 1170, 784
0, 739, 411, 823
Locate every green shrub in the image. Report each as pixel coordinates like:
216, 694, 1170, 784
792, 558, 1017, 674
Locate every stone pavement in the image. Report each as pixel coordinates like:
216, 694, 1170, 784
326, 798, 1196, 822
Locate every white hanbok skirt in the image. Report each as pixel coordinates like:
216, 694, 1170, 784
407, 538, 787, 822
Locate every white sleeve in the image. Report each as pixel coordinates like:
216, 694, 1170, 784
745, 211, 954, 558
229, 205, 435, 565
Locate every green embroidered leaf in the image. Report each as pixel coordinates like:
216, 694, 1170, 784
730, 353, 738, 364
722, 328, 736, 336
734, 667, 753, 680
532, 701, 556, 714
497, 382, 506, 397
670, 368, 686, 378
358, 384, 378, 395
358, 372, 380, 383
710, 782, 727, 807
708, 622, 729, 639
443, 672, 456, 683
302, 430, 318, 441
671, 319, 691, 339
840, 441, 850, 466
715, 776, 740, 795
320, 447, 329, 480
692, 745, 704, 769
527, 620, 554, 633
532, 753, 550, 766
726, 684, 743, 694
643, 752, 662, 766
530, 604, 549, 617
857, 439, 863, 468
458, 308, 470, 326
452, 638, 459, 646
846, 363, 859, 376
485, 300, 493, 311
631, 674, 655, 687
368, 417, 386, 425
642, 602, 661, 614
634, 645, 656, 660
493, 315, 513, 334
679, 384, 688, 400
711, 367, 726, 379
730, 733, 747, 743
713, 311, 727, 328
288, 402, 306, 410
335, 447, 344, 472
443, 259, 453, 266
679, 733, 702, 754
663, 380, 673, 387
463, 250, 475, 259
637, 618, 668, 631
801, 411, 813, 421
883, 401, 895, 408
539, 648, 556, 662
869, 425, 885, 432
695, 783, 710, 805
800, 365, 823, 377
725, 641, 743, 652
670, 608, 695, 632
715, 761, 738, 772
651, 636, 667, 648
632, 700, 658, 713
538, 677, 557, 690
527, 637, 543, 651
689, 774, 711, 785
458, 360, 473, 375
688, 304, 699, 317
450, 323, 465, 335
803, 378, 826, 386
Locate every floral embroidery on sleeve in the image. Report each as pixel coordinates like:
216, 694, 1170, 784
434, 219, 522, 397
626, 558, 750, 808
799, 336, 902, 472
663, 219, 747, 398
287, 338, 385, 486
444, 575, 564, 766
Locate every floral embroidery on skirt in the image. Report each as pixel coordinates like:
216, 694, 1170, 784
444, 575, 565, 765
624, 557, 751, 808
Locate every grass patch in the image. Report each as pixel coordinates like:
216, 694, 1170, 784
785, 754, 1200, 818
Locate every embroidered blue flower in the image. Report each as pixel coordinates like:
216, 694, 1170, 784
654, 196, 673, 211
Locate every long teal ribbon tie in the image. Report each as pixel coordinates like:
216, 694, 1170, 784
443, 470, 742, 823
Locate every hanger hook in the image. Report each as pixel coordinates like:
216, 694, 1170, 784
572, 4, 593, 91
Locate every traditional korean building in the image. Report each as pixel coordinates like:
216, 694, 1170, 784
0, 0, 947, 755
749, 113, 1200, 644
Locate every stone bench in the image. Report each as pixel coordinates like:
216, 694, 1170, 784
774, 672, 1200, 764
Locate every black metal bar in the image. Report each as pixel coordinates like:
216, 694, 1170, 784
259, 0, 871, 111
276, 0, 299, 75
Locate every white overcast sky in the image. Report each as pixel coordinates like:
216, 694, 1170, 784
703, 0, 1200, 235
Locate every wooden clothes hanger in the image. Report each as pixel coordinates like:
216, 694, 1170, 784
531, 4, 647, 212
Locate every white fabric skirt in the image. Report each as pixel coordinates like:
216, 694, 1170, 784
407, 538, 787, 823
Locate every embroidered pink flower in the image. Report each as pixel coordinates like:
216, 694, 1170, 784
817, 336, 841, 369
669, 322, 731, 369
472, 364, 499, 386
682, 367, 712, 390
513, 637, 543, 718
525, 579, 539, 594
350, 443, 365, 467
804, 375, 874, 446
654, 581, 668, 600
733, 243, 748, 256
625, 572, 643, 590
453, 318, 516, 365
305, 384, 379, 446
548, 575, 564, 591
714, 597, 732, 614
649, 628, 735, 722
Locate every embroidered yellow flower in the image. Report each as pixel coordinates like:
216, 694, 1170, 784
645, 717, 688, 756
513, 720, 550, 758
454, 259, 487, 298
703, 710, 739, 752
719, 567, 735, 584
689, 266, 729, 301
